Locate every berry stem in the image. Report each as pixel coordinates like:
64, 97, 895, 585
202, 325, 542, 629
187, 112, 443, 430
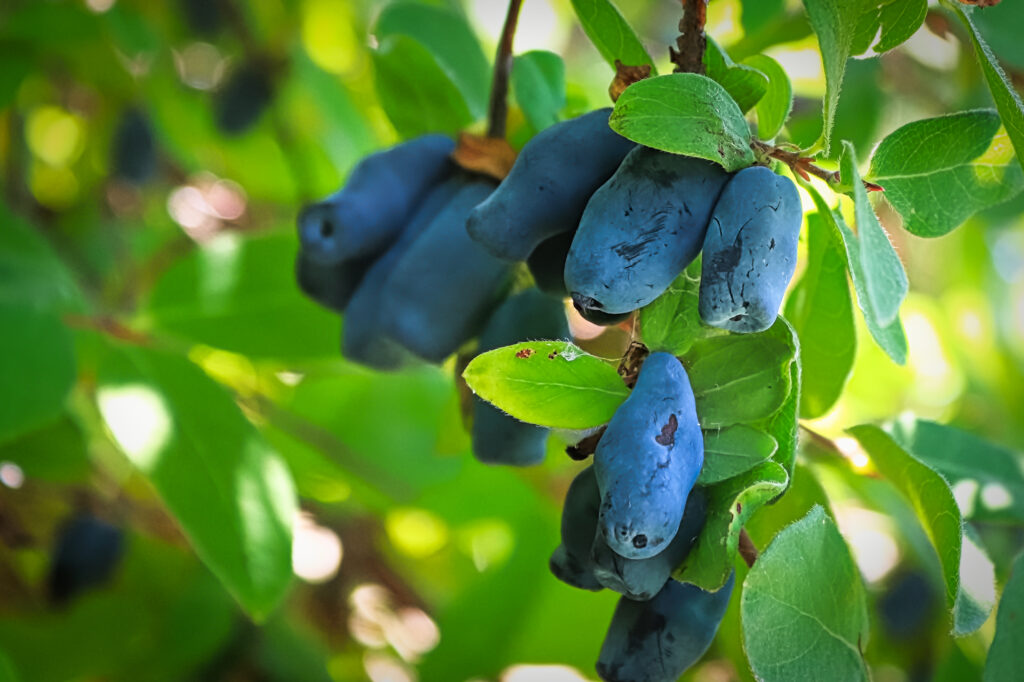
751, 140, 885, 192
671, 0, 709, 74
487, 0, 524, 139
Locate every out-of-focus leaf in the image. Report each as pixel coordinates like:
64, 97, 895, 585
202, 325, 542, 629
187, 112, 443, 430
946, 1, 1024, 170
683, 318, 797, 428
675, 461, 788, 591
799, 0, 862, 153
143, 232, 340, 359
375, 2, 490, 118
888, 418, 1024, 525
985, 551, 1024, 681
869, 110, 1024, 237
744, 54, 792, 140
569, 0, 656, 72
875, 0, 928, 53
610, 74, 755, 172
699, 425, 778, 485
512, 50, 566, 133
742, 506, 871, 681
96, 344, 296, 619
0, 416, 90, 482
850, 425, 996, 635
824, 58, 881, 162
372, 35, 473, 138
0, 203, 82, 310
784, 213, 856, 418
973, 0, 1024, 70
740, 0, 786, 35
0, 304, 76, 444
804, 182, 908, 365
704, 38, 769, 114
464, 341, 629, 430
0, 49, 32, 109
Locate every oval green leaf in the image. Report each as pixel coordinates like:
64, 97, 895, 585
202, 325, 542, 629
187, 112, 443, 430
569, 0, 656, 72
463, 341, 629, 430
610, 73, 755, 172
698, 425, 778, 485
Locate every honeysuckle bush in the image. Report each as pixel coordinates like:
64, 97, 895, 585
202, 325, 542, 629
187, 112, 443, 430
1, 0, 1023, 680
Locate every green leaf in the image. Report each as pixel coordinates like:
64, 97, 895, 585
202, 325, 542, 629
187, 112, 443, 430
849, 425, 996, 635
568, 0, 656, 72
682, 318, 797, 428
804, 181, 908, 365
985, 552, 1024, 681
947, 1, 1024, 170
743, 54, 793, 140
638, 259, 725, 355
973, 1, 1024, 71
888, 418, 1024, 525
675, 461, 788, 591
740, 0, 786, 35
704, 38, 769, 114
699, 425, 778, 485
374, 2, 491, 119
372, 34, 473, 138
0, 416, 90, 482
741, 506, 871, 682
765, 336, 801, 480
842, 141, 908, 327
875, 0, 928, 53
143, 232, 341, 359
463, 341, 629, 430
96, 344, 297, 619
0, 203, 83, 310
609, 73, 755, 172
868, 110, 1024, 237
0, 304, 76, 444
800, 0, 862, 153
784, 213, 856, 418
512, 50, 566, 133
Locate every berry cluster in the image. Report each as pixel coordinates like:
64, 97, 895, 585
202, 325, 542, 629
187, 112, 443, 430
296, 108, 803, 680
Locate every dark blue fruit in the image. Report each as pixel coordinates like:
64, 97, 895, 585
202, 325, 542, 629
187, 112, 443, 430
594, 352, 703, 559
111, 108, 156, 184
527, 230, 574, 297
48, 514, 124, 605
879, 570, 939, 640
699, 165, 802, 332
379, 177, 513, 363
298, 135, 456, 265
472, 289, 569, 466
550, 466, 603, 591
591, 487, 707, 601
596, 573, 735, 682
565, 147, 730, 315
467, 108, 635, 261
214, 62, 274, 135
571, 294, 631, 327
342, 177, 463, 369
296, 252, 372, 313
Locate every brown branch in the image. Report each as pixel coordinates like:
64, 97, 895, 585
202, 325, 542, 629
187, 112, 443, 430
738, 528, 759, 568
671, 0, 709, 74
751, 140, 884, 192
487, 0, 524, 139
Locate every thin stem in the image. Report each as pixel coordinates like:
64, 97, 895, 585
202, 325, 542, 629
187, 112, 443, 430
751, 140, 885, 192
671, 0, 709, 74
487, 0, 524, 139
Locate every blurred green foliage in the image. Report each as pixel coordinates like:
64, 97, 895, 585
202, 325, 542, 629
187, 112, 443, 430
0, 0, 1023, 681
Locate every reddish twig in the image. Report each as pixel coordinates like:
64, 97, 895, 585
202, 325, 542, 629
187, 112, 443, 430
487, 0, 524, 139
751, 140, 884, 192
738, 529, 759, 568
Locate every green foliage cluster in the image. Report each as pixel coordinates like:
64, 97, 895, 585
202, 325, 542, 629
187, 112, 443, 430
1, 0, 1024, 680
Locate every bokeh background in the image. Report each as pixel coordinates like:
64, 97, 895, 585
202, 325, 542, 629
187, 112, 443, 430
1, 0, 1023, 680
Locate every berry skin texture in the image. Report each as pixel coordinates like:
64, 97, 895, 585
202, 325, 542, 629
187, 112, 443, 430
379, 177, 513, 364
466, 108, 635, 262
594, 352, 703, 560
48, 514, 124, 606
298, 134, 456, 266
295, 252, 373, 313
341, 177, 463, 370
549, 465, 604, 591
590, 486, 707, 601
596, 573, 735, 682
471, 288, 569, 466
565, 147, 731, 315
699, 165, 802, 333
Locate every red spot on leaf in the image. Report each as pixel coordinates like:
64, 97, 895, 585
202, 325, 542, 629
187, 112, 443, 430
515, 348, 535, 359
